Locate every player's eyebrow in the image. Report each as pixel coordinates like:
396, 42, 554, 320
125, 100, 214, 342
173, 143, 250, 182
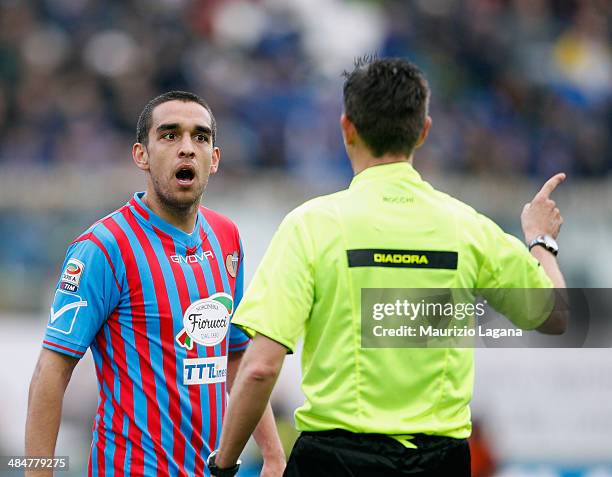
156, 123, 180, 134
156, 123, 212, 135
192, 125, 212, 136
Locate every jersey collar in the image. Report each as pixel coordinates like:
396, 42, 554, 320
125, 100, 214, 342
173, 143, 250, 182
349, 161, 422, 189
129, 192, 203, 248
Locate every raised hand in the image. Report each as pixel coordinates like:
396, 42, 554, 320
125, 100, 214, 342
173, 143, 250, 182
521, 173, 566, 243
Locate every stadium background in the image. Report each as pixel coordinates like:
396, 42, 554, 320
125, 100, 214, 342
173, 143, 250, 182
0, 0, 610, 475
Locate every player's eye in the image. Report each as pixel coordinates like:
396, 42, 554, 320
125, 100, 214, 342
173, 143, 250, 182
162, 132, 176, 140
194, 134, 208, 143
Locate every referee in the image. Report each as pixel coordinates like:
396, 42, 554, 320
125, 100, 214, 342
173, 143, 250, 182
207, 58, 567, 477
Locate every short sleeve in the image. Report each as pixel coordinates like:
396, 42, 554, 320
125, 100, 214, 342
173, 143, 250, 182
229, 240, 250, 352
475, 214, 555, 330
43, 238, 121, 358
232, 212, 314, 353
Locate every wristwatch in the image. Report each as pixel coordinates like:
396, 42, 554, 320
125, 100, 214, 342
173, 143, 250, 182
206, 450, 241, 477
528, 234, 559, 256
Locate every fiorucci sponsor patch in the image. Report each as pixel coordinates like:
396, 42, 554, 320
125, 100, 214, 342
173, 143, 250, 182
175, 293, 234, 350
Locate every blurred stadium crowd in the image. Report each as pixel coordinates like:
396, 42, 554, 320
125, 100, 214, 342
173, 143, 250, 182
0, 0, 610, 180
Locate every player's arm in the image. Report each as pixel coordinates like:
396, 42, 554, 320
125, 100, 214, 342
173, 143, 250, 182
221, 336, 287, 475
24, 234, 120, 474
520, 173, 568, 334
25, 349, 78, 476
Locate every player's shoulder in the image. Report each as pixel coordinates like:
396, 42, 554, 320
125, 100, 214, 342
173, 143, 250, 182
200, 206, 240, 236
68, 204, 131, 252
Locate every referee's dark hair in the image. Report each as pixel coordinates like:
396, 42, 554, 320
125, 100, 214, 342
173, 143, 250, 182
136, 91, 217, 146
343, 57, 430, 157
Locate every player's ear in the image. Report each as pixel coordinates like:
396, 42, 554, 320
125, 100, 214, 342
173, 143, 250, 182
133, 143, 150, 171
209, 147, 221, 175
414, 116, 432, 149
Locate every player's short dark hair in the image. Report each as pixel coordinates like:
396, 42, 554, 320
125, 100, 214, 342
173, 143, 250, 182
342, 57, 430, 157
136, 91, 217, 146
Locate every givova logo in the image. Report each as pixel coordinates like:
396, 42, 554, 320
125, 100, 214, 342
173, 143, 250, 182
170, 251, 214, 264
183, 356, 228, 385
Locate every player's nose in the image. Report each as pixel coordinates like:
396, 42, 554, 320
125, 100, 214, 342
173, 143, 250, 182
178, 135, 196, 158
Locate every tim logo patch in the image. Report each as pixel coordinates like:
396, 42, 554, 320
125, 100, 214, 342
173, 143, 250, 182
60, 258, 85, 292
48, 290, 88, 335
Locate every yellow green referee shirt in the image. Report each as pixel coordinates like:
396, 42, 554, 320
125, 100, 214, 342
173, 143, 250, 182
233, 161, 553, 442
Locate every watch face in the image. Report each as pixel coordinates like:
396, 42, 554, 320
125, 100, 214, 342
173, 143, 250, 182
542, 234, 559, 250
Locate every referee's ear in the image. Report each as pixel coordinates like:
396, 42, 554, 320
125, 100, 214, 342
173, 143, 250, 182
414, 116, 432, 150
132, 142, 150, 171
340, 114, 357, 147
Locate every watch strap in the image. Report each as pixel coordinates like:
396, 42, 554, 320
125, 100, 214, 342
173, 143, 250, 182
528, 236, 558, 256
207, 450, 241, 477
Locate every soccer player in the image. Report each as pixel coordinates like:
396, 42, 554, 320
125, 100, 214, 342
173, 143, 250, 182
208, 59, 567, 476
25, 91, 286, 477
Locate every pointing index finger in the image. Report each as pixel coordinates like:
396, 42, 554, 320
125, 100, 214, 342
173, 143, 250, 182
535, 173, 566, 200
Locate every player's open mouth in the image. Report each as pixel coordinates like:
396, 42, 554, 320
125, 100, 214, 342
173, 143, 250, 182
175, 165, 196, 186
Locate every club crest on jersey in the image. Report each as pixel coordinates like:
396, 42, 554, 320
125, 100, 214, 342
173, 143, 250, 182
226, 251, 239, 278
60, 258, 85, 292
175, 293, 233, 350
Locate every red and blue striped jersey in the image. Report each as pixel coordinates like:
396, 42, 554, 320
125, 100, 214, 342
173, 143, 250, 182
42, 192, 251, 476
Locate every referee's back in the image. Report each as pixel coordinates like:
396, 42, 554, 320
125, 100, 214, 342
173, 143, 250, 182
236, 160, 552, 440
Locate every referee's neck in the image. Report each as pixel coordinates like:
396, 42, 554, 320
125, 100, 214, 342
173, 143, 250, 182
351, 156, 413, 176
